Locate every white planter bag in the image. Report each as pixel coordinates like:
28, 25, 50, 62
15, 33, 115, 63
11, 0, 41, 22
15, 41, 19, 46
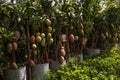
32, 63, 49, 80
4, 66, 27, 80
87, 48, 100, 55
73, 54, 83, 61
50, 60, 66, 71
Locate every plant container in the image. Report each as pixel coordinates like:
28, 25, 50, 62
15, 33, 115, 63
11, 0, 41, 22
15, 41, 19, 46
4, 66, 27, 80
87, 48, 100, 55
32, 63, 49, 80
73, 54, 83, 61
49, 60, 66, 71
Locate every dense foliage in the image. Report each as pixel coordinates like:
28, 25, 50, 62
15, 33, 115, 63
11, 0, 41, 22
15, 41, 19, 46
0, 0, 120, 80
47, 44, 120, 80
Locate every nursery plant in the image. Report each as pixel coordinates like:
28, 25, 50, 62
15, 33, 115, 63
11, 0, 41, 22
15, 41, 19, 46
0, 1, 62, 80
81, 0, 120, 55
92, 0, 120, 50
0, 0, 120, 80
0, 1, 27, 68
0, 2, 28, 80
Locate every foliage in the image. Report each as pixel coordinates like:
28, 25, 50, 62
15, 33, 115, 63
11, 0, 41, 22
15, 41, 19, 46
0, 0, 120, 79
47, 44, 120, 80
0, 0, 119, 70
0, 2, 28, 68
0, 27, 13, 68
86, 0, 120, 49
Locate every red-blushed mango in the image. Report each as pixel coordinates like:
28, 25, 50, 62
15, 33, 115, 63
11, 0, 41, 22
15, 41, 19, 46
14, 31, 20, 41
30, 59, 35, 67
31, 35, 35, 43
69, 34, 75, 42
11, 62, 18, 69
60, 46, 65, 50
81, 38, 87, 46
60, 49, 66, 56
22, 33, 26, 40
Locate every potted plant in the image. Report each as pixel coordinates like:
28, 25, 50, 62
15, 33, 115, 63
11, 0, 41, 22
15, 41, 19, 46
24, 1, 54, 80
81, 0, 110, 55
0, 2, 27, 80
30, 18, 53, 80
48, 0, 84, 70
0, 27, 27, 80
91, 1, 120, 53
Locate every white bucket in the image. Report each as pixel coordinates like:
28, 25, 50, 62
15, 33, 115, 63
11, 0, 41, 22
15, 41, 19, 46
49, 61, 66, 71
73, 54, 83, 61
4, 66, 27, 80
32, 63, 49, 80
87, 48, 100, 55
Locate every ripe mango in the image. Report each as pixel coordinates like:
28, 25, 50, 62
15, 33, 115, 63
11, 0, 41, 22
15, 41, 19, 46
7, 43, 13, 53
14, 31, 20, 41
12, 42, 17, 50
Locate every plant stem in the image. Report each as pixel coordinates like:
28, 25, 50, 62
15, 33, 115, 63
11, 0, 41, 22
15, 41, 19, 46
26, 18, 32, 80
80, 46, 84, 61
80, 46, 84, 54
13, 50, 16, 63
38, 45, 40, 63
66, 27, 70, 59
47, 43, 50, 62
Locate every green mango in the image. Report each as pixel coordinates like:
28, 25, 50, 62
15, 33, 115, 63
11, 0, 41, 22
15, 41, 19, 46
41, 38, 46, 47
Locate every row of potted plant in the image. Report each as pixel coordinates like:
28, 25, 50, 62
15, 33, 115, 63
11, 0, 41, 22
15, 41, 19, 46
0, 0, 120, 80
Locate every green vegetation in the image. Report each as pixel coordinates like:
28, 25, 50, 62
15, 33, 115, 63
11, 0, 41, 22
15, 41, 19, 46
0, 0, 120, 80
47, 44, 120, 80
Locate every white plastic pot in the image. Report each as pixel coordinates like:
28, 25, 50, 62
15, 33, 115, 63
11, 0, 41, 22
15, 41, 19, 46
4, 66, 27, 80
73, 54, 83, 61
32, 63, 49, 80
80, 54, 83, 61
87, 48, 100, 55
49, 60, 66, 71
